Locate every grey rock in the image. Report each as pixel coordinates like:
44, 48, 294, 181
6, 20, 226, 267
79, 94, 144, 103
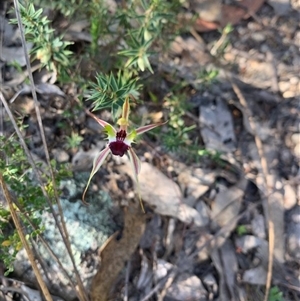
0, 16, 15, 46
235, 235, 267, 253
154, 259, 173, 281
243, 266, 267, 285
251, 212, 266, 239
166, 273, 207, 301
202, 273, 218, 298
35, 83, 65, 96
267, 0, 290, 16
14, 180, 114, 301
284, 183, 297, 210
1, 44, 33, 66
286, 205, 300, 260
52, 148, 70, 163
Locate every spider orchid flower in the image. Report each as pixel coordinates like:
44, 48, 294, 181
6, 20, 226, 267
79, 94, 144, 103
82, 98, 165, 212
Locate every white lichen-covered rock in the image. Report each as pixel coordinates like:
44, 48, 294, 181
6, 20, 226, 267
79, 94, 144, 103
13, 179, 114, 301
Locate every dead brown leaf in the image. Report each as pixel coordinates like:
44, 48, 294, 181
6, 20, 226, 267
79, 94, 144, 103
90, 205, 146, 301
211, 239, 246, 300
194, 0, 265, 32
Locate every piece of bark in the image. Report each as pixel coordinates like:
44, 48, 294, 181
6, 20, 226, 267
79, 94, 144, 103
90, 206, 146, 301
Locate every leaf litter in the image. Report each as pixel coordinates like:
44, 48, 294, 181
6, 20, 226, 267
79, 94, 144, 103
0, 1, 300, 301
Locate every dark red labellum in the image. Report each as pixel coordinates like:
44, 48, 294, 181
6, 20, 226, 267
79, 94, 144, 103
109, 130, 129, 157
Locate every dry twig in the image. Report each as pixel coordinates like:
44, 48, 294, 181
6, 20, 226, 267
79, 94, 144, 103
10, 2, 88, 300
230, 79, 275, 301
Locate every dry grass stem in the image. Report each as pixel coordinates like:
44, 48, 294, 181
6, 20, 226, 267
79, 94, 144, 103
230, 80, 275, 301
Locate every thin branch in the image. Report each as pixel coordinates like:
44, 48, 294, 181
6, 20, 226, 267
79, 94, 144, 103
230, 79, 274, 301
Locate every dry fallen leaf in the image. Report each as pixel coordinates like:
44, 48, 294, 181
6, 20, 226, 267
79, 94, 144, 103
211, 239, 246, 299
199, 97, 237, 152
118, 162, 207, 226
193, 0, 265, 32
138, 162, 207, 226
211, 179, 246, 229
90, 205, 146, 301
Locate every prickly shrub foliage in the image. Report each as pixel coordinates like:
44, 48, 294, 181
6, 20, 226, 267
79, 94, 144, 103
0, 135, 71, 275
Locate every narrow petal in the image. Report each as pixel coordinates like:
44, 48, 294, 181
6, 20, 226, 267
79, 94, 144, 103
86, 109, 116, 132
128, 147, 145, 213
135, 121, 167, 136
82, 146, 111, 204
128, 147, 141, 178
